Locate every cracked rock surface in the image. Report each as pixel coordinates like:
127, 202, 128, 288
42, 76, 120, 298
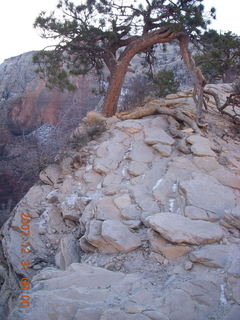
1, 84, 240, 319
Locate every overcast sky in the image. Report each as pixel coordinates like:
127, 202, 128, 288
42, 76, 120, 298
0, 0, 239, 64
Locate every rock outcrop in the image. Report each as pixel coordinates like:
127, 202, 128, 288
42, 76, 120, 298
1, 83, 240, 319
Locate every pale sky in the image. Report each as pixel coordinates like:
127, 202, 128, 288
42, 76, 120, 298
0, 0, 239, 64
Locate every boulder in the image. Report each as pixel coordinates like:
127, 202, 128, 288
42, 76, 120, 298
227, 276, 240, 304
187, 135, 212, 145
7, 263, 133, 320
228, 251, 240, 278
83, 170, 102, 191
46, 189, 59, 204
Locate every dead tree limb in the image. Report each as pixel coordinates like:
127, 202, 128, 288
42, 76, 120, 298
204, 89, 240, 123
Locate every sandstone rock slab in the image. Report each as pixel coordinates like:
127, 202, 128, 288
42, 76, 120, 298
148, 229, 191, 259
153, 144, 172, 157
121, 205, 141, 220
159, 278, 220, 320
114, 194, 132, 210
180, 174, 236, 216
187, 134, 211, 145
94, 141, 126, 174
193, 156, 220, 172
128, 142, 154, 163
223, 306, 240, 320
228, 276, 240, 304
211, 167, 240, 190
127, 161, 148, 176
115, 120, 143, 134
222, 206, 240, 230
189, 245, 232, 268
60, 194, 82, 221
86, 219, 118, 253
190, 143, 216, 157
95, 197, 121, 220
187, 135, 216, 157
59, 234, 80, 269
144, 127, 174, 146
184, 206, 219, 222
102, 220, 141, 253
146, 212, 223, 245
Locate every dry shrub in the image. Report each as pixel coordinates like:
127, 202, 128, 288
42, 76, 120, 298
119, 75, 154, 111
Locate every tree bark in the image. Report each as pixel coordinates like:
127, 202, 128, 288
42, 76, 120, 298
103, 28, 182, 116
178, 35, 206, 123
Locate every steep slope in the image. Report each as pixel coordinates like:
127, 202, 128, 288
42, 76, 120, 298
0, 84, 239, 319
0, 52, 100, 219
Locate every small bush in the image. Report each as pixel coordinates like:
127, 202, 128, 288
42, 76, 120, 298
151, 70, 180, 97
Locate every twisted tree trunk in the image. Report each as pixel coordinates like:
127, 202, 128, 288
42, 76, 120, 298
178, 35, 206, 124
102, 28, 206, 122
103, 28, 182, 116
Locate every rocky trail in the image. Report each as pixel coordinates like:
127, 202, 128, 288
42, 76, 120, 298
0, 83, 240, 320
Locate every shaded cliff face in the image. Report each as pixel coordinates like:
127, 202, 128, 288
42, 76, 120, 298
0, 51, 100, 220
0, 52, 99, 135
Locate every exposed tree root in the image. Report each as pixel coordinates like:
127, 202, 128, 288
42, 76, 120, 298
118, 104, 201, 134
204, 89, 240, 123
116, 104, 158, 120
167, 117, 191, 154
117, 102, 204, 154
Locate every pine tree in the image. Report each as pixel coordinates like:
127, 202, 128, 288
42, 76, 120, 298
195, 30, 240, 83
34, 0, 215, 119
